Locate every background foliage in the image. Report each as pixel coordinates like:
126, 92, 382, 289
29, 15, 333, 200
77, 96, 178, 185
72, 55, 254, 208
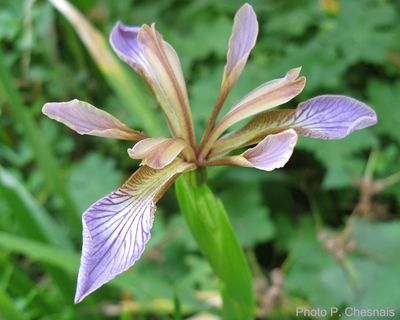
1, 0, 400, 319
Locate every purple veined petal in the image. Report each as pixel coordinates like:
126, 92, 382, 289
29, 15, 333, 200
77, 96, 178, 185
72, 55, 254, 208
42, 100, 146, 141
110, 23, 196, 146
207, 129, 298, 172
209, 95, 377, 158
128, 137, 188, 169
109, 22, 150, 74
241, 129, 298, 171
222, 3, 258, 92
74, 160, 194, 303
290, 95, 378, 139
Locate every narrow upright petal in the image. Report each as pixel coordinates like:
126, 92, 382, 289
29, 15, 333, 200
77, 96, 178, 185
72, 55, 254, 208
110, 23, 196, 146
198, 4, 258, 145
207, 130, 298, 172
74, 160, 194, 303
42, 100, 146, 141
128, 137, 188, 169
222, 3, 258, 94
209, 95, 377, 157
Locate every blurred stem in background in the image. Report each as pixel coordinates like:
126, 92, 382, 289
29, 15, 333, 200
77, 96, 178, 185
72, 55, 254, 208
49, 0, 167, 137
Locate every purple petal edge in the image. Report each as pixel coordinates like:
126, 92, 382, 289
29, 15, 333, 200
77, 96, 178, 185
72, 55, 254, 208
294, 95, 378, 139
74, 188, 155, 303
243, 129, 298, 171
74, 161, 191, 303
109, 22, 147, 70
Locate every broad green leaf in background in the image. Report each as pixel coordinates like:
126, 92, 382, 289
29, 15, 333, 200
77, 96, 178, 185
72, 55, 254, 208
0, 166, 72, 249
68, 153, 122, 212
0, 288, 28, 320
175, 173, 255, 320
368, 80, 400, 144
221, 181, 275, 247
297, 130, 377, 189
284, 218, 400, 317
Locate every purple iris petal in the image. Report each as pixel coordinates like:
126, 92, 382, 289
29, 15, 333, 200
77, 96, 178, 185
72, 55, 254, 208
293, 95, 377, 139
109, 22, 149, 72
225, 3, 258, 78
242, 129, 298, 171
74, 161, 193, 303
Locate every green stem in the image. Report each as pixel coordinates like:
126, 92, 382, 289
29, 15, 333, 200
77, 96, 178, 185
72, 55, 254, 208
175, 173, 255, 319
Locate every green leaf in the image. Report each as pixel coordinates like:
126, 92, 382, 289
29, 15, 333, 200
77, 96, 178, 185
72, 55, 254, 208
175, 173, 254, 320
297, 130, 377, 189
0, 288, 28, 320
0, 232, 174, 301
0, 47, 81, 235
68, 153, 122, 212
221, 182, 275, 247
368, 80, 400, 143
0, 166, 72, 249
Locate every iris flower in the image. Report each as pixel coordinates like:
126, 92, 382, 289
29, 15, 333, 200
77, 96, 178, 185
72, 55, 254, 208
42, 4, 377, 303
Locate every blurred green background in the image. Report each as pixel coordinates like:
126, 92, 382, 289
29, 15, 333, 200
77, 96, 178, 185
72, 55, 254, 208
1, 0, 400, 319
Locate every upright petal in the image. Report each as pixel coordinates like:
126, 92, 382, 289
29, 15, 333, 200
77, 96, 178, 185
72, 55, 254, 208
74, 160, 194, 303
128, 137, 188, 169
110, 23, 196, 146
222, 3, 258, 96
42, 100, 146, 141
209, 95, 377, 157
201, 68, 305, 158
207, 130, 298, 172
200, 4, 258, 144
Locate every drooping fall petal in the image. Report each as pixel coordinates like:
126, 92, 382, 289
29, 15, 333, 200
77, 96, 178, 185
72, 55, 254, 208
110, 23, 195, 145
221, 3, 258, 97
42, 100, 146, 141
128, 137, 188, 169
287, 95, 378, 139
74, 160, 194, 303
201, 68, 305, 156
210, 95, 377, 158
207, 130, 297, 172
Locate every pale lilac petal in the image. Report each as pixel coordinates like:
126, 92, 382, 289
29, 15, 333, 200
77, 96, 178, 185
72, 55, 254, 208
291, 95, 378, 139
128, 137, 187, 169
110, 23, 196, 145
223, 3, 258, 88
42, 100, 146, 141
74, 160, 194, 303
242, 129, 298, 171
109, 22, 149, 73
209, 95, 377, 158
207, 130, 298, 172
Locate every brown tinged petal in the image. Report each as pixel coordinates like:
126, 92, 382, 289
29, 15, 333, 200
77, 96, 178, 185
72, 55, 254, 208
200, 68, 305, 159
200, 3, 258, 144
128, 137, 188, 169
207, 130, 298, 172
110, 23, 196, 146
42, 100, 146, 141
